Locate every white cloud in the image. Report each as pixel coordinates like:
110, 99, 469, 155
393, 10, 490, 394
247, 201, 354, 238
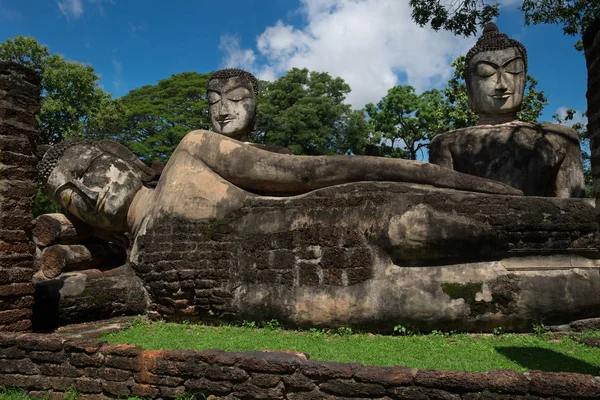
89, 0, 114, 16
555, 107, 588, 127
57, 0, 114, 20
112, 59, 122, 90
219, 35, 257, 69
129, 22, 145, 34
0, 1, 22, 20
219, 0, 475, 108
57, 0, 84, 19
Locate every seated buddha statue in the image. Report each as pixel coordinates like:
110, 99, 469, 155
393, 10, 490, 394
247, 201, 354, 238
38, 68, 521, 235
429, 23, 585, 198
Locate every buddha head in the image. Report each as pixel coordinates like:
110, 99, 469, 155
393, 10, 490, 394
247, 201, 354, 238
38, 139, 156, 232
207, 68, 258, 141
465, 23, 527, 124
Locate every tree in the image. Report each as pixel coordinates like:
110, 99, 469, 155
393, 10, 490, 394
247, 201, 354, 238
254, 68, 368, 155
365, 87, 447, 160
366, 56, 547, 159
409, 0, 600, 47
0, 36, 122, 144
118, 72, 212, 162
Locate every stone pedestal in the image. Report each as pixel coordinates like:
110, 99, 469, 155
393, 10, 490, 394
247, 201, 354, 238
0, 62, 41, 331
131, 182, 599, 332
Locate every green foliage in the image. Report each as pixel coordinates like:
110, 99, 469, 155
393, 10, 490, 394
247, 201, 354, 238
0, 36, 122, 144
409, 0, 600, 49
118, 72, 212, 162
518, 76, 549, 122
409, 0, 499, 36
263, 319, 281, 331
492, 326, 504, 336
62, 388, 80, 400
365, 86, 447, 159
393, 325, 414, 336
0, 387, 30, 400
533, 322, 547, 336
521, 0, 600, 38
439, 56, 478, 130
241, 320, 257, 329
33, 190, 64, 217
254, 68, 368, 155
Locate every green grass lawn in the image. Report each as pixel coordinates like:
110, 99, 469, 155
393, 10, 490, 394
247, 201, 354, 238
104, 321, 600, 375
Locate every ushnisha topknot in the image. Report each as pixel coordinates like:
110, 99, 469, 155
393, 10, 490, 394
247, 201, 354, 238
208, 68, 259, 96
37, 138, 99, 189
465, 22, 528, 77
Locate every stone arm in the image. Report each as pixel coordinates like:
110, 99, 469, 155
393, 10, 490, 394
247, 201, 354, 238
179, 130, 521, 196
542, 124, 586, 198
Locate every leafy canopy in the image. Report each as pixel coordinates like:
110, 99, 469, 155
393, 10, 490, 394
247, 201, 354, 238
118, 71, 212, 162
0, 36, 122, 144
365, 87, 447, 160
254, 68, 368, 155
409, 0, 600, 48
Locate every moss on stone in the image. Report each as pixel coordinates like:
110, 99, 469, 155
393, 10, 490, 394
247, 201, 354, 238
441, 282, 483, 301
441, 281, 496, 316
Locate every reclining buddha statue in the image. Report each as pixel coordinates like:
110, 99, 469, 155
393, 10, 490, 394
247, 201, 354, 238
38, 68, 519, 236
37, 62, 598, 332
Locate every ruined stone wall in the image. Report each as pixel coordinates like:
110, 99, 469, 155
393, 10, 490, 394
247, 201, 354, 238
0, 62, 41, 332
0, 332, 599, 399
585, 19, 600, 219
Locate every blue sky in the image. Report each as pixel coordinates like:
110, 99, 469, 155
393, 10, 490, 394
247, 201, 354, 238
0, 0, 589, 126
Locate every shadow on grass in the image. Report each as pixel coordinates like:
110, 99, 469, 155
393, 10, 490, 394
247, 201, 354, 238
495, 347, 599, 375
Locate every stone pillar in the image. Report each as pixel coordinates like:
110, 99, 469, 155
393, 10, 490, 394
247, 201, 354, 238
0, 61, 41, 331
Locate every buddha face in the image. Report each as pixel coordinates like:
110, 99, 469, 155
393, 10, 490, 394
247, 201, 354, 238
207, 76, 256, 140
466, 47, 526, 116
44, 144, 146, 232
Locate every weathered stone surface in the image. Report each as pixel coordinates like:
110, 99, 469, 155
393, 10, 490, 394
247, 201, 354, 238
319, 379, 386, 397
0, 62, 39, 334
415, 370, 488, 392
40, 244, 127, 279
430, 121, 585, 197
526, 370, 600, 397
132, 181, 600, 332
353, 365, 415, 386
33, 213, 93, 247
33, 265, 147, 330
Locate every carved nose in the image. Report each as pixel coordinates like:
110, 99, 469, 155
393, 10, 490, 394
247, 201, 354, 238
495, 74, 508, 92
219, 99, 232, 116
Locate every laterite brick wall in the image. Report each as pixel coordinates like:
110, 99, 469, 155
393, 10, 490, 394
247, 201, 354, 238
0, 332, 599, 399
585, 18, 600, 219
0, 62, 41, 332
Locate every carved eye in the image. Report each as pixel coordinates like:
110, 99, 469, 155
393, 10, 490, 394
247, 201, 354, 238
475, 63, 496, 78
226, 87, 252, 102
208, 92, 221, 105
505, 59, 524, 75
